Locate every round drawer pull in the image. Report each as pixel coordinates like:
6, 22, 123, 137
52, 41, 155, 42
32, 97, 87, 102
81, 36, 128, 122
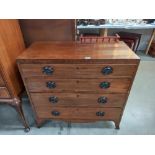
42, 66, 54, 75
101, 66, 113, 75
99, 81, 110, 89
96, 111, 105, 116
49, 96, 58, 103
46, 81, 56, 89
51, 111, 60, 116
98, 96, 107, 104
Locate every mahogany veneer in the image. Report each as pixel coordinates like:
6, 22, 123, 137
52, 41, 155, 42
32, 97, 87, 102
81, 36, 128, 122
0, 19, 29, 131
17, 41, 140, 129
19, 19, 76, 47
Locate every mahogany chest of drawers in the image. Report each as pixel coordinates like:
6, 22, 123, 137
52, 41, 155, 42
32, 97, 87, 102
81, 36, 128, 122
17, 41, 140, 129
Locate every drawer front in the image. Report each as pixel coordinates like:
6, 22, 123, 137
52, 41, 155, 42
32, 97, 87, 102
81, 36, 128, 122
20, 64, 137, 78
0, 74, 5, 86
30, 93, 127, 108
0, 87, 11, 98
35, 107, 122, 120
26, 78, 131, 93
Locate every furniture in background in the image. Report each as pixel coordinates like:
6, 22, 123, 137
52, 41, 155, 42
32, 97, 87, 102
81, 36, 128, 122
117, 32, 142, 52
17, 41, 140, 129
77, 19, 106, 26
77, 22, 155, 54
120, 39, 135, 50
0, 19, 29, 132
19, 19, 76, 47
148, 41, 155, 57
79, 34, 120, 43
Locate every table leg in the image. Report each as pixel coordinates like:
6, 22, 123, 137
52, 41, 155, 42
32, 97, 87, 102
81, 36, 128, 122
145, 28, 155, 55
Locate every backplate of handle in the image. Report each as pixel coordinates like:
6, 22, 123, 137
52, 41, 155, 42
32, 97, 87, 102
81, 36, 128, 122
46, 81, 56, 89
99, 81, 110, 89
101, 66, 113, 75
49, 96, 58, 103
42, 66, 54, 75
96, 111, 105, 116
98, 96, 107, 104
51, 111, 60, 116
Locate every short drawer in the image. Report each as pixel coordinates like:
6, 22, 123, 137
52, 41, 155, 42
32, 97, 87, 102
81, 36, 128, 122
35, 107, 122, 121
20, 64, 137, 78
30, 93, 127, 108
26, 78, 131, 93
0, 74, 5, 86
0, 87, 11, 98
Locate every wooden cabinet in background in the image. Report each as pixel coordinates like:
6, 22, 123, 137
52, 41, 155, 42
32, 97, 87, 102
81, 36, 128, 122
148, 41, 155, 57
19, 19, 76, 47
0, 19, 29, 131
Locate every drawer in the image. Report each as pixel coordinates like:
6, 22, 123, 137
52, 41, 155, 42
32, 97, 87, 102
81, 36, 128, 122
20, 64, 137, 78
0, 87, 11, 98
35, 107, 122, 121
0, 74, 5, 86
26, 78, 131, 93
30, 93, 127, 108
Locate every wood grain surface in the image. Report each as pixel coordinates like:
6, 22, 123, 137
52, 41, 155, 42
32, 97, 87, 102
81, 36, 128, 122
26, 78, 131, 93
0, 73, 5, 86
34, 106, 122, 120
0, 87, 11, 98
20, 63, 137, 78
0, 19, 25, 97
19, 19, 76, 47
16, 41, 140, 64
30, 92, 127, 108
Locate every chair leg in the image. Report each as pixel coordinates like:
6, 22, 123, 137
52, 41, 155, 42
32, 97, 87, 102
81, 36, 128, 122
12, 98, 30, 132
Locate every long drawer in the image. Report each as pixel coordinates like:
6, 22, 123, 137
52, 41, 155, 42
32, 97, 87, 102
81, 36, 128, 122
35, 106, 122, 120
0, 87, 11, 98
26, 78, 131, 93
20, 64, 137, 78
30, 93, 127, 108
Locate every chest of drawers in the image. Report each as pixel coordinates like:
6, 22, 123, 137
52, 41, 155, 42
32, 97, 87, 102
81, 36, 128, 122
17, 41, 140, 129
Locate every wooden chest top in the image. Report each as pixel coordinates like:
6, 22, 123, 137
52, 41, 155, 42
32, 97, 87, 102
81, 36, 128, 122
17, 41, 140, 64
